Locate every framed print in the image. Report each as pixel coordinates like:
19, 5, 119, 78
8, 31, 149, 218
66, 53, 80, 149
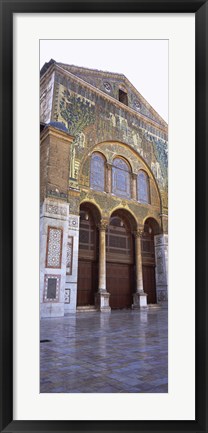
0, 1, 207, 432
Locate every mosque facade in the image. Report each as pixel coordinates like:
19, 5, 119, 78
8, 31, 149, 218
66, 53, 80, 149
40, 60, 168, 318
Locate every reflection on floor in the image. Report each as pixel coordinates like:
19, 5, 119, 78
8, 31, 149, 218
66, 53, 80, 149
40, 307, 168, 393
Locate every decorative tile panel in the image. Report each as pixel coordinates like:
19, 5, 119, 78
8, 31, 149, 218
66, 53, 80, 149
46, 226, 63, 268
65, 288, 71, 304
45, 203, 67, 216
68, 216, 79, 229
43, 274, 60, 302
66, 236, 73, 275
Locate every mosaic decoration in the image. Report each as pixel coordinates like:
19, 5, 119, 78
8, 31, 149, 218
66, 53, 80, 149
151, 137, 168, 186
59, 88, 96, 179
90, 153, 105, 192
155, 236, 163, 246
43, 274, 60, 302
68, 197, 80, 215
157, 290, 167, 301
79, 188, 155, 225
65, 288, 71, 304
156, 250, 164, 273
45, 204, 67, 216
52, 69, 167, 211
112, 158, 131, 199
68, 217, 79, 229
155, 249, 167, 284
137, 171, 150, 204
134, 100, 141, 111
66, 236, 73, 275
59, 89, 95, 138
150, 181, 160, 207
46, 227, 63, 268
103, 81, 112, 92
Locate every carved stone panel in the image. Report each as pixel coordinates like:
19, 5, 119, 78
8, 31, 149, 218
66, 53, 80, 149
68, 216, 79, 230
45, 203, 67, 217
46, 227, 63, 268
66, 236, 73, 275
65, 288, 71, 304
43, 274, 61, 302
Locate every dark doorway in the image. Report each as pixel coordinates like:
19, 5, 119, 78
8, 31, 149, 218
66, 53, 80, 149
77, 205, 98, 306
142, 264, 156, 304
106, 212, 135, 309
141, 218, 160, 304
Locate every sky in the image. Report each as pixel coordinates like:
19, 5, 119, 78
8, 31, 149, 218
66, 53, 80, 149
40, 39, 168, 123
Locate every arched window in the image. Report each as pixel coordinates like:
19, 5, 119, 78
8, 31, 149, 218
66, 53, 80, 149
137, 171, 150, 204
112, 157, 131, 199
90, 152, 105, 192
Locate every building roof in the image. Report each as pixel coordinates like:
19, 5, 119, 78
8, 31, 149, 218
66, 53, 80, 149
40, 59, 167, 129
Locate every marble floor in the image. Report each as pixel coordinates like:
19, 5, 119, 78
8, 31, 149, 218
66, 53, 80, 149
40, 306, 168, 393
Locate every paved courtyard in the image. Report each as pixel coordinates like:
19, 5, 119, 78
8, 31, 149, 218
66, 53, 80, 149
40, 307, 168, 393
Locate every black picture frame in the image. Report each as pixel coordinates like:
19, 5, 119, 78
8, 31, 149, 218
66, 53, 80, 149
0, 1, 207, 432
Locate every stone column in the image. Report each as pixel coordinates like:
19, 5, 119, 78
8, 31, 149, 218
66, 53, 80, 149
95, 220, 111, 312
106, 163, 112, 193
132, 229, 148, 308
154, 234, 168, 303
132, 173, 137, 200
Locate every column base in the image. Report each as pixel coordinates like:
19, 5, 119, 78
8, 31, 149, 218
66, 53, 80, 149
132, 292, 148, 309
95, 291, 111, 312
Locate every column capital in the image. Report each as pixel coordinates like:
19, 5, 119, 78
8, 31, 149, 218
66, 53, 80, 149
132, 172, 137, 180
134, 229, 143, 238
106, 162, 113, 169
98, 219, 108, 231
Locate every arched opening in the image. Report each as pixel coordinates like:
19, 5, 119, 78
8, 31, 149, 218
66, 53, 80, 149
106, 209, 136, 309
137, 170, 150, 204
112, 157, 131, 199
90, 152, 106, 192
142, 218, 161, 304
77, 203, 100, 307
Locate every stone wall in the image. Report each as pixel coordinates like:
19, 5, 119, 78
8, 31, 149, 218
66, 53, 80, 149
46, 69, 168, 203
40, 71, 55, 124
40, 126, 73, 203
64, 214, 80, 313
40, 200, 69, 318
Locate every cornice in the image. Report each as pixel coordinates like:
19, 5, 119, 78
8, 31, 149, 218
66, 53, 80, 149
41, 63, 168, 135
40, 125, 74, 144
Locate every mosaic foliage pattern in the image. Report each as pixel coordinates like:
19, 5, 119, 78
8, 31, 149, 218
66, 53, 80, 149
137, 171, 150, 204
59, 89, 95, 145
150, 136, 168, 186
55, 75, 167, 196
90, 153, 105, 192
52, 72, 168, 210
46, 227, 62, 268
